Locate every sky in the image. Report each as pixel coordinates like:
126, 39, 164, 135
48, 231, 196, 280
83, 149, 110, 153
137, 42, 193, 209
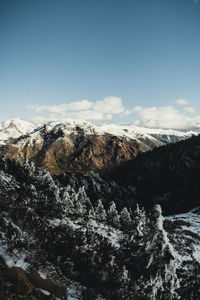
0, 0, 200, 130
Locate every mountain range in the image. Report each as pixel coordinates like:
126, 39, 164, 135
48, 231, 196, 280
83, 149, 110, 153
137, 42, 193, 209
0, 118, 197, 174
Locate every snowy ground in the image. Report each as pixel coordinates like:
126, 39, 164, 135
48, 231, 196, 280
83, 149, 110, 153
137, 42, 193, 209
48, 217, 124, 249
165, 209, 200, 268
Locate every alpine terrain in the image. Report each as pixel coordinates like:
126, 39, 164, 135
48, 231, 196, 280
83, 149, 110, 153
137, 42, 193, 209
0, 118, 199, 299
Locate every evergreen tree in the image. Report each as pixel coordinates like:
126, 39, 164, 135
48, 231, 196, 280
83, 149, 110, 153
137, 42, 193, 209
107, 201, 120, 228
61, 188, 75, 216
143, 205, 180, 300
180, 245, 200, 299
131, 204, 147, 238
95, 200, 107, 222
120, 207, 132, 229
85, 198, 95, 219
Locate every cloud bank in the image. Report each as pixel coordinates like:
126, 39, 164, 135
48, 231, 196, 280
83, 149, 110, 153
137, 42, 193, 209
27, 96, 200, 131
175, 99, 190, 106
28, 96, 129, 123
133, 105, 200, 130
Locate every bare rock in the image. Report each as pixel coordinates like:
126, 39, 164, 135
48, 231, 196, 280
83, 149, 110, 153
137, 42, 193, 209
6, 267, 33, 295
29, 271, 66, 298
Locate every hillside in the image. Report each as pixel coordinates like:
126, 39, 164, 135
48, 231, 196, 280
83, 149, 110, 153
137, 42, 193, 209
1, 156, 200, 299
104, 134, 200, 214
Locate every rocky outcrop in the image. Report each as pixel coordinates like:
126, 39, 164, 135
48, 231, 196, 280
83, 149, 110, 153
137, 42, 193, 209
29, 271, 66, 298
0, 257, 66, 299
6, 267, 33, 295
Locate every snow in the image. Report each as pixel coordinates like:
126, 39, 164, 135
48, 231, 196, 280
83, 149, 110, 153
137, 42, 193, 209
0, 217, 33, 271
48, 217, 82, 230
48, 217, 123, 248
98, 122, 197, 141
166, 210, 200, 236
0, 118, 36, 143
0, 249, 30, 270
88, 219, 124, 248
0, 117, 198, 146
0, 171, 13, 183
40, 289, 51, 296
166, 209, 200, 267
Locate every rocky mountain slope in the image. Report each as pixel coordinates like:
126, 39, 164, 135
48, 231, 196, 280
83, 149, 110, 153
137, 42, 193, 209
0, 118, 197, 174
1, 156, 200, 299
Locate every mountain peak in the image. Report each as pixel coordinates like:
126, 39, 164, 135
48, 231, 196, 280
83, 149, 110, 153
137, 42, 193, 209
0, 118, 36, 144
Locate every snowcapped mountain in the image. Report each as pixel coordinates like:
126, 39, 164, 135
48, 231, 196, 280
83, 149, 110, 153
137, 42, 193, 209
99, 122, 197, 143
0, 118, 36, 144
0, 117, 197, 145
0, 118, 198, 174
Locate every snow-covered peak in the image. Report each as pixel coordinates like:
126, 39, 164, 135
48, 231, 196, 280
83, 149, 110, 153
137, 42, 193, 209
32, 118, 199, 141
0, 118, 36, 144
0, 117, 198, 147
98, 123, 198, 140
47, 118, 98, 133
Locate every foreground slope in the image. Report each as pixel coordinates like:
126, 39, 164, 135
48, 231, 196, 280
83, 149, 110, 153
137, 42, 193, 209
0, 157, 192, 299
0, 157, 199, 299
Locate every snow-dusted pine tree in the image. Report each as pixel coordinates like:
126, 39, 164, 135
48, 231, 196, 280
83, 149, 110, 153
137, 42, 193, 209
120, 207, 132, 229
141, 204, 180, 300
72, 186, 88, 216
85, 198, 95, 219
131, 204, 147, 238
107, 201, 120, 227
180, 245, 200, 299
95, 199, 107, 222
61, 188, 75, 216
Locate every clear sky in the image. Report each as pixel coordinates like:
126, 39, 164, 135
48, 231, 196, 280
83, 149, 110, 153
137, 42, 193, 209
1, 0, 200, 130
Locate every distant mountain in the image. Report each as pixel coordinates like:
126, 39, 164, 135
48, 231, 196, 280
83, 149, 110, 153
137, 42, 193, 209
0, 118, 197, 174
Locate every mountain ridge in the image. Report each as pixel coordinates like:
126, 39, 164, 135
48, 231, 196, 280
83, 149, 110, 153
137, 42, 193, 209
0, 118, 198, 174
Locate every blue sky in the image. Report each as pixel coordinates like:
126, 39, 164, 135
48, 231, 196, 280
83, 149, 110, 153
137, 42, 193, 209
0, 0, 200, 129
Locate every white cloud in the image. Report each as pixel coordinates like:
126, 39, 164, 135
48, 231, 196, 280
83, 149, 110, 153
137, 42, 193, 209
28, 96, 124, 115
175, 99, 189, 106
28, 96, 200, 130
133, 106, 143, 112
123, 110, 131, 115
28, 96, 128, 123
184, 107, 196, 113
93, 96, 124, 114
28, 99, 93, 113
134, 106, 200, 130
30, 110, 110, 124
